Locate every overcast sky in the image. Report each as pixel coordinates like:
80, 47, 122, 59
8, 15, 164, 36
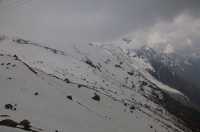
0, 0, 200, 57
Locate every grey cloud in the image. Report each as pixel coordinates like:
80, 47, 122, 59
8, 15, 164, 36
0, 0, 200, 57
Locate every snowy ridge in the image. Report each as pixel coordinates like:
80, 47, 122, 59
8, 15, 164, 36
97, 44, 187, 97
130, 64, 187, 96
133, 46, 200, 105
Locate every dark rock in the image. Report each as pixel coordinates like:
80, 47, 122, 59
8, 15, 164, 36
139, 81, 148, 87
0, 115, 10, 117
5, 104, 13, 110
0, 119, 18, 127
127, 71, 134, 76
85, 59, 96, 68
64, 78, 70, 83
92, 94, 100, 101
115, 64, 122, 68
130, 106, 135, 110
78, 84, 82, 88
67, 95, 72, 100
155, 108, 162, 112
13, 55, 18, 59
34, 92, 38, 95
148, 85, 157, 90
20, 119, 30, 128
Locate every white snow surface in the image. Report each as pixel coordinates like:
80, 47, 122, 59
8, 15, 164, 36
0, 38, 190, 132
98, 44, 187, 96
184, 60, 192, 65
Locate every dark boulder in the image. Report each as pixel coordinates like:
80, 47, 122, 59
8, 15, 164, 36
92, 94, 100, 101
0, 115, 10, 117
0, 119, 18, 127
14, 55, 18, 59
20, 119, 30, 128
64, 78, 70, 83
67, 95, 72, 100
5, 104, 13, 110
78, 84, 82, 88
130, 106, 135, 110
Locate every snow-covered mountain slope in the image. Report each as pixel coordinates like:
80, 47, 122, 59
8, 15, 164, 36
133, 46, 200, 108
0, 54, 186, 132
96, 43, 200, 107
96, 44, 187, 99
0, 38, 187, 103
0, 36, 195, 131
134, 46, 200, 89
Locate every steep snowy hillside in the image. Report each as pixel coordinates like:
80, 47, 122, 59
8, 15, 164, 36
0, 55, 188, 132
135, 46, 200, 89
0, 36, 196, 131
97, 44, 187, 100
94, 43, 200, 131
134, 46, 200, 108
